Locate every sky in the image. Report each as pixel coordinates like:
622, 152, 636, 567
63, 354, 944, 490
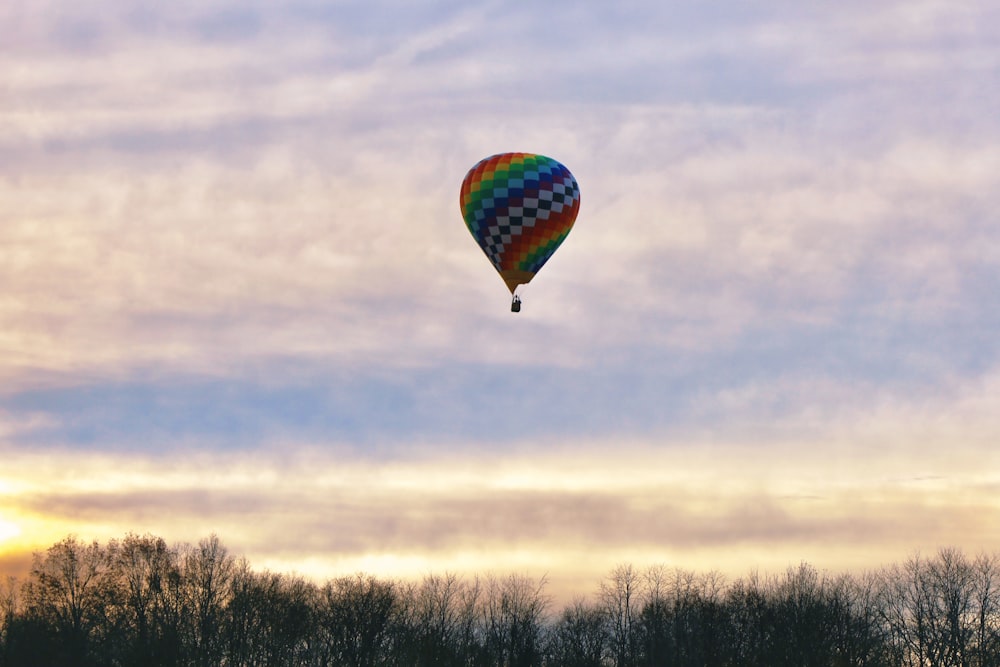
2, 0, 999, 603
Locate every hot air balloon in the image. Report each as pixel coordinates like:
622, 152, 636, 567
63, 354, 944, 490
460, 153, 580, 312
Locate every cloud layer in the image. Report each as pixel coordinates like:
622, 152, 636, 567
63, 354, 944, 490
2, 0, 999, 597
4, 391, 1000, 601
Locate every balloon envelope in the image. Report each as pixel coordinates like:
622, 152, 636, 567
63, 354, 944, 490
460, 153, 580, 293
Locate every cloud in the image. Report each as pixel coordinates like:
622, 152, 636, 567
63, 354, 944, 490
4, 118, 997, 388
2, 0, 999, 602
3, 392, 1000, 599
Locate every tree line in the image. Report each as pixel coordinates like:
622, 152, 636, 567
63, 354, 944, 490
2, 534, 1000, 666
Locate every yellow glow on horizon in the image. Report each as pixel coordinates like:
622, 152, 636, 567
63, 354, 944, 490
0, 427, 999, 605
0, 510, 84, 555
0, 516, 20, 544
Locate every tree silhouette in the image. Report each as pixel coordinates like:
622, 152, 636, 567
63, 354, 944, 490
600, 563, 640, 667
106, 533, 183, 667
181, 534, 235, 667
480, 573, 550, 667
318, 573, 400, 667
546, 598, 607, 667
5, 534, 1000, 666
19, 536, 110, 666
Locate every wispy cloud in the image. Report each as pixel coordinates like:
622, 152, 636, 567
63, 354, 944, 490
4, 399, 1000, 598
2, 0, 999, 596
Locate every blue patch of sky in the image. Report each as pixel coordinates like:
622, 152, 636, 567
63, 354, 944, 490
191, 7, 263, 42
2, 311, 990, 454
38, 117, 287, 161
50, 17, 109, 54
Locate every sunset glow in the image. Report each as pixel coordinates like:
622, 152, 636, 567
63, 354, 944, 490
0, 516, 20, 545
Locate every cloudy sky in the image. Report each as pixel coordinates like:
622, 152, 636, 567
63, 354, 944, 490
2, 0, 999, 601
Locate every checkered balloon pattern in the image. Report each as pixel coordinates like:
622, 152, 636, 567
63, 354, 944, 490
460, 153, 580, 289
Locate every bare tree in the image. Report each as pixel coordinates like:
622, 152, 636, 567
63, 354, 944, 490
600, 564, 641, 667
404, 572, 481, 666
180, 534, 234, 667
105, 532, 182, 667
726, 570, 773, 667
926, 547, 975, 666
972, 553, 1000, 667
877, 550, 980, 667
0, 576, 18, 653
225, 566, 316, 667
20, 536, 111, 665
824, 570, 890, 667
638, 567, 729, 667
225, 559, 262, 667
318, 573, 400, 667
480, 573, 549, 667
225, 561, 318, 667
546, 598, 608, 667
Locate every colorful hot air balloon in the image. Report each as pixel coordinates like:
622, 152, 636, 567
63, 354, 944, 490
460, 153, 580, 311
